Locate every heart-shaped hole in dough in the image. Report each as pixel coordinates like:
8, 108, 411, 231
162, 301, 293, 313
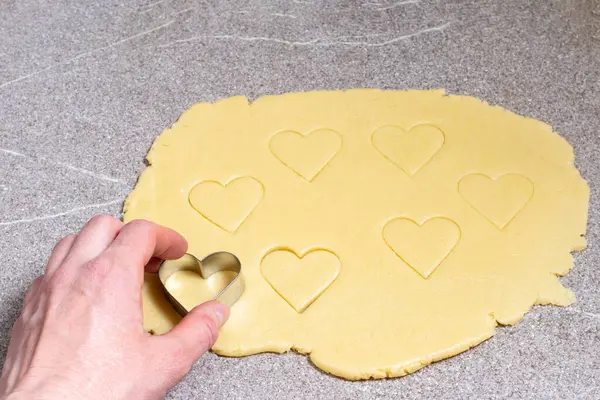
261, 248, 341, 313
269, 129, 342, 181
188, 176, 264, 233
372, 124, 445, 176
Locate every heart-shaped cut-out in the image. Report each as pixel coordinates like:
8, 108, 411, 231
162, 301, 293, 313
269, 129, 342, 181
383, 217, 461, 279
261, 248, 341, 313
371, 124, 445, 176
458, 173, 534, 229
189, 176, 264, 232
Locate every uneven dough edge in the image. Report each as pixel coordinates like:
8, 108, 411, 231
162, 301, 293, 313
312, 329, 497, 380
209, 277, 572, 380
212, 324, 498, 380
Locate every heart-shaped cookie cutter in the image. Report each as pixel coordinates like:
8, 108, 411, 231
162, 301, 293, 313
158, 252, 244, 316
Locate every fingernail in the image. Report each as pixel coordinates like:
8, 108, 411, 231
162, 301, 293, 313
214, 302, 230, 327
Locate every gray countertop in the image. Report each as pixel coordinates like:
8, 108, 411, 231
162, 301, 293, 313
1, 1, 599, 399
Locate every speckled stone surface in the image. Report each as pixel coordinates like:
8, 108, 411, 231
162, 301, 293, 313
1, 0, 599, 399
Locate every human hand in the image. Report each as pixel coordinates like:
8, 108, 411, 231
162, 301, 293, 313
0, 216, 229, 400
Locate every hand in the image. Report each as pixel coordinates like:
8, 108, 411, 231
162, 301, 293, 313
0, 216, 229, 400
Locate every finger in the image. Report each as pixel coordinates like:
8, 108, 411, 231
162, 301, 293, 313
22, 277, 43, 307
145, 257, 163, 273
102, 220, 187, 283
45, 234, 77, 276
161, 301, 229, 367
59, 215, 123, 273
109, 220, 188, 265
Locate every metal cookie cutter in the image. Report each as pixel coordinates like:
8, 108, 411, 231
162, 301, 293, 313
158, 252, 244, 317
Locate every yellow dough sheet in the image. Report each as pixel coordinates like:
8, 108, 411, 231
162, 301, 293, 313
124, 89, 589, 380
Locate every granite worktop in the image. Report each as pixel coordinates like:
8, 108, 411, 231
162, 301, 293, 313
1, 1, 599, 399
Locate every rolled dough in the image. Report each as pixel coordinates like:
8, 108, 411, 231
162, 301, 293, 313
124, 89, 589, 380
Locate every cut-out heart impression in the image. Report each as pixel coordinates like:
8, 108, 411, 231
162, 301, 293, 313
458, 173, 534, 230
383, 217, 461, 279
261, 248, 341, 313
269, 129, 342, 181
188, 176, 264, 232
372, 124, 445, 176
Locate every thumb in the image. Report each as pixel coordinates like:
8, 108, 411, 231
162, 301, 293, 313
164, 301, 230, 363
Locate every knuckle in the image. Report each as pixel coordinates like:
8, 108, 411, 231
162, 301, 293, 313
52, 234, 75, 253
89, 214, 114, 225
83, 256, 113, 281
22, 307, 41, 327
71, 281, 96, 300
20, 304, 32, 321
23, 281, 40, 305
125, 219, 154, 232
26, 277, 43, 296
89, 214, 123, 231
20, 287, 44, 321
49, 267, 70, 288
